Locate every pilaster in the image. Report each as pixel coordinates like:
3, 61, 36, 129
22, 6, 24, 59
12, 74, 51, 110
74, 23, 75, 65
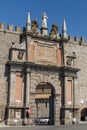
26, 72, 31, 106
25, 35, 32, 61
54, 94, 61, 125
9, 72, 16, 105
64, 76, 67, 106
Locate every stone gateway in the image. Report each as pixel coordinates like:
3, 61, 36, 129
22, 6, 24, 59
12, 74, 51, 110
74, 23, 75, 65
0, 10, 87, 125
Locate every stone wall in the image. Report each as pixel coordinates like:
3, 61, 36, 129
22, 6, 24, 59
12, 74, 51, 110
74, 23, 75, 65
0, 30, 20, 119
64, 42, 87, 111
0, 20, 87, 124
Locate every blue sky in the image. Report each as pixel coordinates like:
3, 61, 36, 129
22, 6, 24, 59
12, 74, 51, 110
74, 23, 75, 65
0, 0, 87, 40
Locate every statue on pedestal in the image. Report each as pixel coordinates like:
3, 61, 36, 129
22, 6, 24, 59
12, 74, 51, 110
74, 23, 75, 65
42, 12, 48, 28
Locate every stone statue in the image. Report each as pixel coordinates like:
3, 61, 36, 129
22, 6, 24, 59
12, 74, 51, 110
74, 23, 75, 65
31, 19, 39, 34
50, 24, 60, 38
50, 24, 58, 35
42, 12, 48, 28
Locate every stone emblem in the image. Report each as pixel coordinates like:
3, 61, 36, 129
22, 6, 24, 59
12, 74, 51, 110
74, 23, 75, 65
18, 51, 24, 60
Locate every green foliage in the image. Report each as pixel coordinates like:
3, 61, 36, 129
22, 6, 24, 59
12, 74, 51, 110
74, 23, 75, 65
44, 35, 52, 38
3, 30, 6, 33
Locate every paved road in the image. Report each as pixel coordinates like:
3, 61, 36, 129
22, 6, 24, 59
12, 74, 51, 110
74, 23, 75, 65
0, 124, 87, 130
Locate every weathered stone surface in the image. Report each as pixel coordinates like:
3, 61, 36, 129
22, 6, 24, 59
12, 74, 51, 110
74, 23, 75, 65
0, 18, 87, 126
0, 31, 20, 122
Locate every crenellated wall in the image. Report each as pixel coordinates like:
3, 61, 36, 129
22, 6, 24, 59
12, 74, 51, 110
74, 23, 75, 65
68, 36, 86, 44
0, 22, 23, 33
0, 18, 87, 124
0, 22, 86, 45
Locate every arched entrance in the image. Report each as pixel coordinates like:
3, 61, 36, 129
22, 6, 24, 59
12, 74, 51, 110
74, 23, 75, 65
35, 82, 55, 125
81, 108, 87, 121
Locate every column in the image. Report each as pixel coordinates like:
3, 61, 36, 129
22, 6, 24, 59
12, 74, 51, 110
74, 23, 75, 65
26, 72, 31, 106
63, 76, 70, 124
73, 77, 78, 106
55, 94, 60, 125
23, 71, 31, 125
7, 71, 16, 124
6, 71, 11, 125
64, 76, 67, 106
73, 77, 79, 123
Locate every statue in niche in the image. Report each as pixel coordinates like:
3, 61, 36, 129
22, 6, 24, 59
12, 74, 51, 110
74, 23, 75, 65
18, 51, 24, 60
31, 19, 39, 34
42, 12, 48, 28
50, 24, 60, 38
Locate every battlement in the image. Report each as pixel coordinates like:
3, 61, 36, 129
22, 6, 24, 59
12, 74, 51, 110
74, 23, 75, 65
0, 22, 86, 44
68, 36, 86, 44
0, 22, 23, 33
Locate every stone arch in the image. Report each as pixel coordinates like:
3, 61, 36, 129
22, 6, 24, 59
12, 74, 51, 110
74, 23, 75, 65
30, 74, 43, 93
80, 107, 87, 121
79, 104, 87, 121
30, 73, 61, 125
35, 82, 55, 125
45, 74, 61, 94
30, 73, 60, 94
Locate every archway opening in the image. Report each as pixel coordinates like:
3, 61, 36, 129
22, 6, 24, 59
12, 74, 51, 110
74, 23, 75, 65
81, 108, 87, 121
35, 82, 55, 125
